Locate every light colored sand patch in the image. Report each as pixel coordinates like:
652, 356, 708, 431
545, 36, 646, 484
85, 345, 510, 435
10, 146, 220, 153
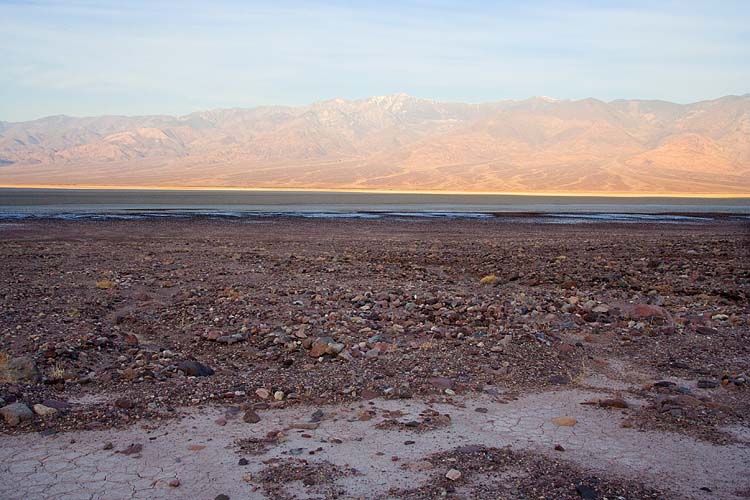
1, 389, 748, 500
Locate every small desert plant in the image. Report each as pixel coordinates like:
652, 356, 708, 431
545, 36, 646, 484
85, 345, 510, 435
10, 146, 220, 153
96, 279, 114, 289
49, 363, 66, 381
480, 274, 498, 285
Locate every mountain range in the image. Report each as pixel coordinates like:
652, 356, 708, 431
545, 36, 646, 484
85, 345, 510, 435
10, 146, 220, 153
1, 93, 749, 195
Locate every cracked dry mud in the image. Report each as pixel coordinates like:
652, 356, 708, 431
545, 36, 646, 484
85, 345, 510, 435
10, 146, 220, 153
1, 219, 749, 499
1, 381, 749, 499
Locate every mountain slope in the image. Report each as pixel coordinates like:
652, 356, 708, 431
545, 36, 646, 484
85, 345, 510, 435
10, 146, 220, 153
1, 94, 748, 194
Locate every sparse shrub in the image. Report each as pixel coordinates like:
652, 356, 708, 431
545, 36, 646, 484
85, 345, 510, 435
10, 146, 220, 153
480, 274, 498, 285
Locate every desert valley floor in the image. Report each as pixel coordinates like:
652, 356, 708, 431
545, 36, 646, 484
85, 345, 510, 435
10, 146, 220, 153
1, 217, 749, 499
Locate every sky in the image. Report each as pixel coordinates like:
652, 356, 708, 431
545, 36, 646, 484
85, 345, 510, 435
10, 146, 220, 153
1, 0, 748, 121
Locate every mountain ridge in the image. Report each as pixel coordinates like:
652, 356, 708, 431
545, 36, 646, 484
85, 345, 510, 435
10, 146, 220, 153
1, 94, 749, 195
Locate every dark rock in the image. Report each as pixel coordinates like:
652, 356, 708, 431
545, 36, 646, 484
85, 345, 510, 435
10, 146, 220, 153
548, 374, 571, 385
598, 398, 628, 409
119, 443, 143, 455
694, 326, 718, 336
243, 409, 261, 423
238, 458, 249, 466
576, 484, 597, 499
114, 398, 135, 409
215, 495, 230, 500
427, 377, 453, 390
177, 360, 214, 377
697, 379, 719, 389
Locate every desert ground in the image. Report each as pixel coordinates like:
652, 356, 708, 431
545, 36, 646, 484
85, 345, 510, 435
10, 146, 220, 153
1, 217, 749, 499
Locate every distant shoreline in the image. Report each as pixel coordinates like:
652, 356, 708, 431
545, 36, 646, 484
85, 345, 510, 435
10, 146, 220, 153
1, 184, 749, 199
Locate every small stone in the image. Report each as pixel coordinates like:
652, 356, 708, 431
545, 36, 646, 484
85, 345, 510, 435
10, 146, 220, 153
444, 388, 456, 396
255, 388, 270, 399
552, 416, 577, 427
114, 398, 135, 409
428, 377, 453, 390
177, 360, 214, 377
554, 444, 565, 451
119, 443, 143, 456
103, 442, 113, 450
273, 391, 285, 401
326, 342, 345, 355
33, 404, 57, 416
309, 340, 330, 358
445, 469, 462, 481
697, 379, 719, 389
1, 403, 33, 426
598, 398, 628, 409
168, 479, 180, 487
215, 495, 230, 500
695, 326, 718, 335
474, 407, 488, 413
243, 409, 261, 423
238, 458, 249, 466
576, 484, 597, 499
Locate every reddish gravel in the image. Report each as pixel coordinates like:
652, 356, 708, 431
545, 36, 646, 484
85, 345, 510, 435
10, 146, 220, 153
1, 218, 748, 443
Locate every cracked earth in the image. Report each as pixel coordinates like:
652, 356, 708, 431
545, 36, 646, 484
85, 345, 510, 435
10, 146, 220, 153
2, 378, 749, 499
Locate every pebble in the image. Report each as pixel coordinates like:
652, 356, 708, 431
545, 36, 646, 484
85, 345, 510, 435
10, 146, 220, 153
243, 410, 261, 423
33, 404, 57, 416
552, 416, 577, 427
273, 391, 285, 401
177, 360, 214, 377
697, 379, 719, 389
576, 484, 597, 499
255, 388, 270, 399
445, 469, 462, 481
168, 479, 180, 487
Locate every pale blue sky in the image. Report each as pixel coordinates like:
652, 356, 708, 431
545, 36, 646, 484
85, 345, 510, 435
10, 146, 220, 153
1, 0, 748, 121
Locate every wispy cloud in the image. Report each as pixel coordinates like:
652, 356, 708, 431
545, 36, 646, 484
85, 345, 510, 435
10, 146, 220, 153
1, 0, 748, 120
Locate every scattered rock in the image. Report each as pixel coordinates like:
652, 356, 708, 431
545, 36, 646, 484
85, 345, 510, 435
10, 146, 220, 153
697, 379, 719, 389
177, 360, 214, 377
0, 356, 39, 383
168, 479, 180, 488
32, 404, 57, 416
598, 398, 628, 409
119, 443, 143, 456
576, 484, 597, 499
243, 409, 261, 424
1, 402, 33, 426
552, 416, 577, 427
445, 468, 462, 481
255, 388, 270, 399
114, 398, 135, 409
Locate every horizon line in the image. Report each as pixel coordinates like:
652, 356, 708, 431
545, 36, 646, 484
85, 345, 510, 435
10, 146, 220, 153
3, 92, 750, 124
2, 184, 749, 199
